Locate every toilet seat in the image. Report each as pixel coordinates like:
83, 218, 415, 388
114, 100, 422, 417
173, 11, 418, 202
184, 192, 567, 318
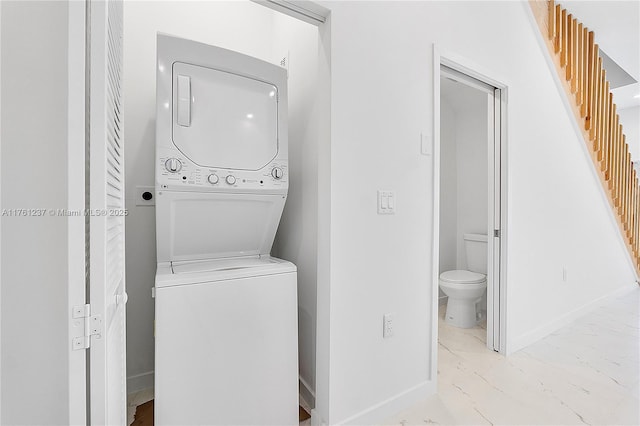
440, 269, 485, 284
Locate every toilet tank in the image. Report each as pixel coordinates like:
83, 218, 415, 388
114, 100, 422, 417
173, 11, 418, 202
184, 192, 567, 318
464, 233, 488, 274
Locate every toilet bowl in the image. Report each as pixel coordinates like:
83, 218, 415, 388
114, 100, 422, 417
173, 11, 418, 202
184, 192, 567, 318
439, 270, 487, 328
440, 233, 488, 328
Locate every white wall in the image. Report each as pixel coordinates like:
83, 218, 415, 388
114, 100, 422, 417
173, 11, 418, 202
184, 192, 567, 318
314, 1, 636, 424
123, 1, 319, 395
455, 91, 488, 268
1, 2, 72, 423
439, 81, 488, 272
270, 13, 319, 407
618, 106, 640, 163
439, 98, 457, 276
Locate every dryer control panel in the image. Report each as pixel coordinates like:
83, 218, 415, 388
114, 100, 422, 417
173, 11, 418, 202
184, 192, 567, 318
157, 151, 288, 192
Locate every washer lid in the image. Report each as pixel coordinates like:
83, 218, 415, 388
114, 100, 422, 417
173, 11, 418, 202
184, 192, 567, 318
155, 257, 296, 289
440, 270, 486, 284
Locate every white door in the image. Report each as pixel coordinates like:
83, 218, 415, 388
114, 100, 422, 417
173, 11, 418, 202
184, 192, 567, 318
89, 0, 127, 423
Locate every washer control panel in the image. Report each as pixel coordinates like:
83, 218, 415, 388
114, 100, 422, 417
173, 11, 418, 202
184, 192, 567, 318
157, 152, 288, 191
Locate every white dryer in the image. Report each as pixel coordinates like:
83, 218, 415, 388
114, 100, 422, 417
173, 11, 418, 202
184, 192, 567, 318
154, 34, 298, 425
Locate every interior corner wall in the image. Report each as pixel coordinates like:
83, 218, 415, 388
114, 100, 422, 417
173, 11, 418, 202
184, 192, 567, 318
315, 1, 636, 424
269, 13, 320, 407
618, 106, 640, 162
1, 1, 71, 423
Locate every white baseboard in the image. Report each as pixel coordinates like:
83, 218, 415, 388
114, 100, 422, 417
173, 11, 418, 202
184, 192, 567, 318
337, 380, 436, 425
508, 284, 637, 354
127, 370, 154, 395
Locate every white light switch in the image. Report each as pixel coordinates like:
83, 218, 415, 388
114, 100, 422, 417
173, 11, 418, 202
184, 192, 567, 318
378, 190, 395, 214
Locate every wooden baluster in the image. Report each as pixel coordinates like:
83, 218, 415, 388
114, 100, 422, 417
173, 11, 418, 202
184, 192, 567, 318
549, 0, 556, 41
599, 75, 608, 171
602, 82, 610, 174
594, 59, 602, 153
628, 154, 633, 232
636, 179, 640, 256
608, 91, 615, 180
623, 142, 628, 217
571, 19, 581, 96
589, 48, 601, 141
555, 4, 562, 53
631, 179, 640, 253
624, 149, 629, 219
632, 177, 636, 252
609, 117, 618, 192
585, 34, 595, 129
561, 9, 568, 67
637, 180, 640, 256
613, 121, 622, 205
626, 152, 632, 228
576, 23, 582, 105
612, 120, 622, 202
612, 116, 619, 195
633, 171, 637, 246
578, 25, 586, 112
620, 148, 629, 220
617, 132, 624, 208
608, 101, 616, 189
566, 15, 573, 82
598, 63, 606, 160
631, 172, 636, 247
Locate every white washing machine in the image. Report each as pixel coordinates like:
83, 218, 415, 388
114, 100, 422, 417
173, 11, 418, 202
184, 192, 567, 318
154, 34, 298, 425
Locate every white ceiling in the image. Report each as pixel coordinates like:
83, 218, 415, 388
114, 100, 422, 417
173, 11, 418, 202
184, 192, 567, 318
560, 0, 640, 110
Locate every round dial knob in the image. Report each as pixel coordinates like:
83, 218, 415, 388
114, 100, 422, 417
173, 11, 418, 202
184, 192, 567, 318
225, 175, 236, 185
207, 174, 219, 185
271, 167, 284, 179
165, 158, 182, 173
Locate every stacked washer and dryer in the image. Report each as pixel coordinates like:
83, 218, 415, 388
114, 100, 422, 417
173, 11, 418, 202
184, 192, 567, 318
153, 34, 299, 425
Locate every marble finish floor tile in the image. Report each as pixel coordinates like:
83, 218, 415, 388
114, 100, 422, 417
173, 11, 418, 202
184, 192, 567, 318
384, 288, 640, 425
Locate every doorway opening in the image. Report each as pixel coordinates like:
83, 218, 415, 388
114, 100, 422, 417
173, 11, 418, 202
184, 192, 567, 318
433, 55, 508, 360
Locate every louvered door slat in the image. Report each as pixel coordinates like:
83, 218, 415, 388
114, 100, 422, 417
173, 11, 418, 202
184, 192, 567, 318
89, 0, 127, 424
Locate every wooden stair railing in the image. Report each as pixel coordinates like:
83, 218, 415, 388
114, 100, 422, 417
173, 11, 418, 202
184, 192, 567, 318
530, 0, 640, 278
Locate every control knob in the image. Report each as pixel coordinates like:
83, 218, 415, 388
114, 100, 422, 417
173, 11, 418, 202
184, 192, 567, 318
271, 167, 283, 179
165, 158, 182, 173
225, 175, 236, 185
207, 174, 219, 185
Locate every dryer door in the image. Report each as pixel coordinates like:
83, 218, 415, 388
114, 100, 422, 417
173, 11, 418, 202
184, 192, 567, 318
156, 190, 286, 262
172, 62, 279, 171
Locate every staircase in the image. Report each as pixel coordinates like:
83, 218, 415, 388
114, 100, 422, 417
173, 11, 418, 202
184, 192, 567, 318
529, 0, 640, 278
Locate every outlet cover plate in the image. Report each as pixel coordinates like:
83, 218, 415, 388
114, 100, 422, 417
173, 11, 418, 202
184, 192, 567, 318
135, 186, 155, 206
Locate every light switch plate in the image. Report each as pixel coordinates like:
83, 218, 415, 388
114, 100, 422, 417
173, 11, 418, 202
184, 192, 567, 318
135, 186, 155, 206
421, 132, 431, 156
377, 190, 395, 215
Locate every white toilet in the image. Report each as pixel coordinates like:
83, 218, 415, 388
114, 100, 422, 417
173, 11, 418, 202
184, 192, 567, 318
439, 233, 488, 328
